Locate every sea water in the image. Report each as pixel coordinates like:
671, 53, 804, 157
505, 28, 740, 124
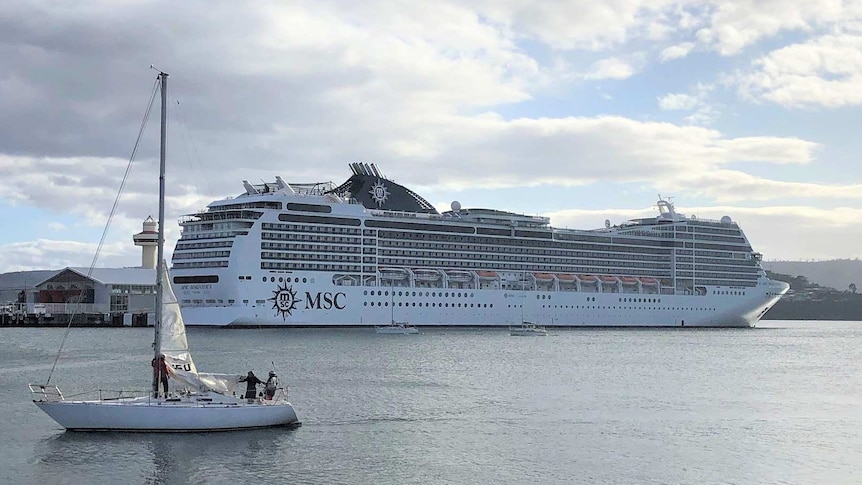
1, 321, 861, 484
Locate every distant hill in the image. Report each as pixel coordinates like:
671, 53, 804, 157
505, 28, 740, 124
762, 259, 862, 292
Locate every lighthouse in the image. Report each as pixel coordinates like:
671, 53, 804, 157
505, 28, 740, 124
133, 216, 158, 269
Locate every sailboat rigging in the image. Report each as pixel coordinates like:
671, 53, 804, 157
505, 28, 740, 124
374, 283, 418, 334
28, 71, 300, 431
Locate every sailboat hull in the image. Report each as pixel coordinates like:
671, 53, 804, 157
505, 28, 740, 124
35, 397, 299, 432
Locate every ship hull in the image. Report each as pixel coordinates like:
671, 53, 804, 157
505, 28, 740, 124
35, 395, 299, 432
175, 273, 788, 328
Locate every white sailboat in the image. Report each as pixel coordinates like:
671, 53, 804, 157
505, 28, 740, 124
374, 285, 419, 334
375, 323, 420, 335
509, 322, 547, 336
28, 71, 299, 431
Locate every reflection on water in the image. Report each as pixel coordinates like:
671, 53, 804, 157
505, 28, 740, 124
34, 427, 298, 484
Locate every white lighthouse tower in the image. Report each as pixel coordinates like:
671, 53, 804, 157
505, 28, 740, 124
133, 216, 158, 269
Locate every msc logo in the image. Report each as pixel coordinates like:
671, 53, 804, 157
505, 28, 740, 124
368, 180, 390, 206
269, 283, 347, 320
270, 283, 299, 321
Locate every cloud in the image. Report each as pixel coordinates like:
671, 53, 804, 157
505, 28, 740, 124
0, 240, 134, 273
659, 42, 695, 62
657, 83, 717, 124
658, 93, 699, 110
584, 56, 638, 80
694, 0, 853, 56
735, 32, 862, 108
663, 170, 862, 202
472, 0, 682, 51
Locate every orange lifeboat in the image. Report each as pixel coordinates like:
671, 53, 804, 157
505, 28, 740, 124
599, 275, 618, 283
619, 276, 639, 285
533, 272, 555, 281
639, 277, 659, 285
576, 274, 597, 283
476, 270, 499, 279
556, 273, 576, 282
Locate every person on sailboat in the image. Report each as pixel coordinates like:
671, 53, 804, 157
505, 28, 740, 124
151, 354, 169, 397
239, 371, 264, 400
264, 371, 278, 400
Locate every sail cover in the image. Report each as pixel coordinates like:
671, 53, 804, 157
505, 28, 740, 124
159, 268, 240, 394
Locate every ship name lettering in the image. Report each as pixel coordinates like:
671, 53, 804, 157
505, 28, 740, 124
181, 284, 212, 290
304, 291, 347, 310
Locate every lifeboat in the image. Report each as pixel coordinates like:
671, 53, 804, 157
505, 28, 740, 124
379, 267, 409, 280
412, 268, 442, 281
639, 277, 659, 285
576, 274, 597, 283
332, 274, 360, 286
445, 270, 473, 283
556, 273, 576, 282
619, 276, 639, 285
598, 275, 618, 283
476, 270, 499, 279
533, 272, 555, 281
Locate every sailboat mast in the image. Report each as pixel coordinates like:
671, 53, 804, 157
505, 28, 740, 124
152, 71, 168, 395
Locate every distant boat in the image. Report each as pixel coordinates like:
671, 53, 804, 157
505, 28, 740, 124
509, 322, 547, 336
375, 323, 420, 335
28, 71, 299, 432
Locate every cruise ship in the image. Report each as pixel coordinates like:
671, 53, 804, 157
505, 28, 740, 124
171, 163, 789, 327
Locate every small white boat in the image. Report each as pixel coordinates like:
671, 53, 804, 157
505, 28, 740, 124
375, 323, 420, 334
509, 322, 547, 336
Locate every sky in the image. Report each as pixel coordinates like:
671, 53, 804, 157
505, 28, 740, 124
2, 0, 861, 273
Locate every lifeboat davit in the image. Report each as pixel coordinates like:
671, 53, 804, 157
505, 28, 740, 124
476, 270, 499, 279
639, 277, 659, 285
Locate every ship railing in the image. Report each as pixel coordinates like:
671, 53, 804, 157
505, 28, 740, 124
288, 182, 335, 195
28, 385, 153, 403
29, 384, 64, 402
369, 210, 444, 221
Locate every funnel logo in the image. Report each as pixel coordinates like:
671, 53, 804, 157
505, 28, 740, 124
369, 181, 390, 206
270, 283, 298, 320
